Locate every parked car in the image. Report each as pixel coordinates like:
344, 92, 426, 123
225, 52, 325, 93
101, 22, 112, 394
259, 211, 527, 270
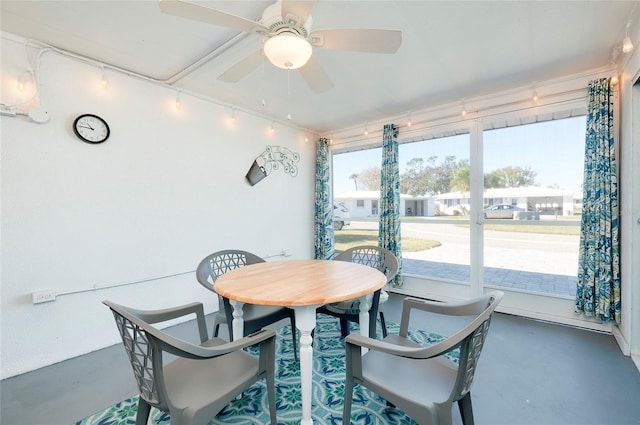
333, 203, 351, 230
484, 204, 524, 219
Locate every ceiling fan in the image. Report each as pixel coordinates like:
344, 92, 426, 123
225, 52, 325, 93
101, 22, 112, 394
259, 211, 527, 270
159, 0, 402, 93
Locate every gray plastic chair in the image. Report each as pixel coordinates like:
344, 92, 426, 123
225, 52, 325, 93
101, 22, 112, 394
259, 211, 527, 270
318, 246, 399, 338
103, 300, 277, 425
342, 291, 504, 425
196, 249, 297, 361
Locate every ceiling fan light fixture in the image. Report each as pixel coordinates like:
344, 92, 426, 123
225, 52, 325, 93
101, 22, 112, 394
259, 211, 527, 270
264, 34, 312, 69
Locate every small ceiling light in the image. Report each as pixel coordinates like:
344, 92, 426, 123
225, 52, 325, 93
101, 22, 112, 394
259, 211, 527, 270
270, 121, 275, 133
610, 73, 619, 85
364, 124, 369, 136
622, 21, 634, 53
175, 91, 182, 110
532, 89, 539, 102
230, 107, 237, 123
622, 36, 634, 53
407, 111, 412, 127
16, 71, 31, 92
100, 64, 108, 88
263, 34, 313, 70
304, 136, 309, 142
460, 99, 467, 117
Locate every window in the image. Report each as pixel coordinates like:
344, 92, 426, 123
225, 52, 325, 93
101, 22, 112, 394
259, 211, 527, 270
333, 134, 471, 284
332, 116, 585, 298
482, 117, 585, 297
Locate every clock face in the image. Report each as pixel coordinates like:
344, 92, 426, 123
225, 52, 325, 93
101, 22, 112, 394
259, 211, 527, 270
73, 114, 110, 144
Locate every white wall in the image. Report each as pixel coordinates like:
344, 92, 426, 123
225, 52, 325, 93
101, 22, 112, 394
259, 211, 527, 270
0, 36, 316, 378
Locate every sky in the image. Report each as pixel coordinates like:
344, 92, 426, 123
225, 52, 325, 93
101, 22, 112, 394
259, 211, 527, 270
332, 116, 586, 195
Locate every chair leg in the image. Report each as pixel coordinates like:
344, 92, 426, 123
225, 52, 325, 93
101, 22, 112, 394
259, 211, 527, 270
265, 339, 278, 425
458, 392, 475, 425
379, 311, 388, 338
213, 322, 220, 338
290, 315, 298, 362
339, 318, 350, 338
135, 397, 152, 425
369, 312, 378, 339
226, 322, 234, 341
342, 369, 354, 424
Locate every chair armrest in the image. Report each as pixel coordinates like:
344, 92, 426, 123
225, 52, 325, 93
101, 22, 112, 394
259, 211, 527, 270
350, 291, 503, 359
398, 292, 503, 336
104, 300, 209, 343
152, 327, 277, 361
345, 333, 460, 360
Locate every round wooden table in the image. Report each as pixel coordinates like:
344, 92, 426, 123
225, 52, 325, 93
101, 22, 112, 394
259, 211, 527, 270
215, 259, 386, 425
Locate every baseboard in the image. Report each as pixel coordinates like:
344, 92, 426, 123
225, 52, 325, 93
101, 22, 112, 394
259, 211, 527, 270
633, 354, 640, 374
612, 326, 631, 356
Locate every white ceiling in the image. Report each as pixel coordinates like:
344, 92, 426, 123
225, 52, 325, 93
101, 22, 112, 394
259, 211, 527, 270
1, 1, 638, 133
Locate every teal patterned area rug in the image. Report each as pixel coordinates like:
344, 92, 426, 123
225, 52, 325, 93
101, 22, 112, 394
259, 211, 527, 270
75, 314, 457, 425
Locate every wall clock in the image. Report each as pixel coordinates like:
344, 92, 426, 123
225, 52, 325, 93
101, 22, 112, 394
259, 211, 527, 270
73, 114, 110, 144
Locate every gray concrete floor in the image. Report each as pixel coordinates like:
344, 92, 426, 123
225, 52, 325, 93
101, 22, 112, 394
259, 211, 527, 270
2, 294, 639, 425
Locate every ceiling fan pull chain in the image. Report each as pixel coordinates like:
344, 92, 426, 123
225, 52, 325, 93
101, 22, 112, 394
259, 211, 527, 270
287, 68, 292, 121
261, 49, 266, 108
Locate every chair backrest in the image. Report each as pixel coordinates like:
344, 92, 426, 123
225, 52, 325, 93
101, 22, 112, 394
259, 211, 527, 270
195, 250, 266, 327
450, 291, 503, 403
105, 302, 168, 411
196, 250, 266, 291
333, 245, 399, 283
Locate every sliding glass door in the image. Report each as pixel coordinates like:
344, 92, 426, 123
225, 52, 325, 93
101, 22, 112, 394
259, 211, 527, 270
477, 117, 609, 329
482, 118, 584, 298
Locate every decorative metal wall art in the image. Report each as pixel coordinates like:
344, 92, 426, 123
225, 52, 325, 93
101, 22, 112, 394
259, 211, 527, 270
245, 145, 300, 186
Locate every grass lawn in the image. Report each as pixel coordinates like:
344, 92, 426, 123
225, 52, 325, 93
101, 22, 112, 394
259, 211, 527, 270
334, 230, 440, 252
482, 223, 580, 235
401, 216, 581, 235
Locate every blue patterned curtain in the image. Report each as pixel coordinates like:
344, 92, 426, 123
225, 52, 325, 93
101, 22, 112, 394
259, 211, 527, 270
379, 124, 403, 286
575, 77, 620, 324
314, 137, 335, 260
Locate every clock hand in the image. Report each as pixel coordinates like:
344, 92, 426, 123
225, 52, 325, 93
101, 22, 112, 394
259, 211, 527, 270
79, 124, 94, 130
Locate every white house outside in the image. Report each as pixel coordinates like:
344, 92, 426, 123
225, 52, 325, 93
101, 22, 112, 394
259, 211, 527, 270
334, 191, 435, 218
336, 186, 580, 218
434, 186, 581, 216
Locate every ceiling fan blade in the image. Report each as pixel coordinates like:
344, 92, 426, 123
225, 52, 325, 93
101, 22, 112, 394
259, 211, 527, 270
298, 55, 334, 93
218, 49, 264, 82
309, 29, 402, 53
281, 0, 316, 27
159, 0, 267, 34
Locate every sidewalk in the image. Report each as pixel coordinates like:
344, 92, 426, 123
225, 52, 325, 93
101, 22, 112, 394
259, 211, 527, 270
402, 258, 577, 297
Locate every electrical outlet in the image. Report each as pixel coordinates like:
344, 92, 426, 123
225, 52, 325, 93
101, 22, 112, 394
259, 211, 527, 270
32, 289, 56, 304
